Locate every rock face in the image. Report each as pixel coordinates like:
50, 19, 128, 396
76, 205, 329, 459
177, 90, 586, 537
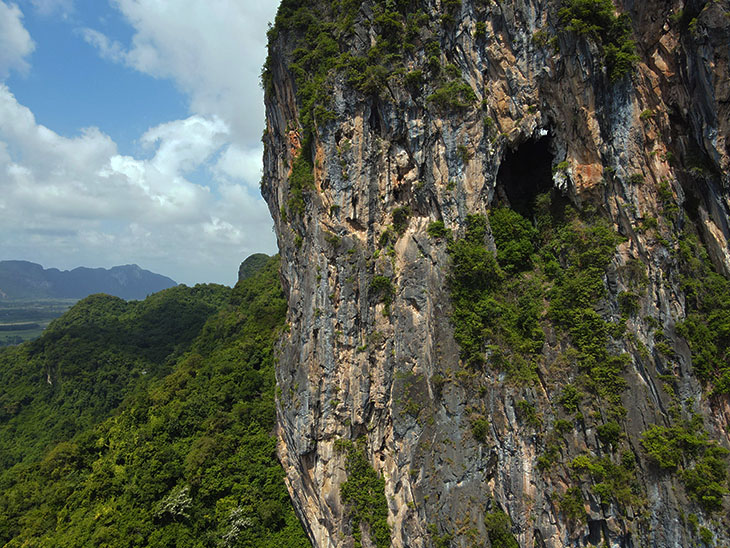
262, 1, 730, 547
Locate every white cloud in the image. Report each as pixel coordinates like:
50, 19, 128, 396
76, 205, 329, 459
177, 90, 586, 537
79, 28, 126, 63
141, 115, 229, 175
0, 85, 276, 285
85, 0, 279, 144
0, 0, 282, 285
213, 144, 263, 190
0, 1, 35, 78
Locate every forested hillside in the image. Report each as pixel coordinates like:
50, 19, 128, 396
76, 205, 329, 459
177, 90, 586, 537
0, 256, 310, 547
0, 284, 230, 470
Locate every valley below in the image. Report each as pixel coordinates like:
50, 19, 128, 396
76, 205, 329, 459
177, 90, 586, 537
0, 299, 77, 346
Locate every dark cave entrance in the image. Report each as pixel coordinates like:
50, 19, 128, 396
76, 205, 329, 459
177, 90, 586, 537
496, 136, 554, 220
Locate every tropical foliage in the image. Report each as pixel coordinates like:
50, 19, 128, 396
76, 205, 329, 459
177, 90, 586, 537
0, 256, 311, 547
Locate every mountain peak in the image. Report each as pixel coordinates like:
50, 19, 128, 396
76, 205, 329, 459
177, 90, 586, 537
0, 261, 177, 300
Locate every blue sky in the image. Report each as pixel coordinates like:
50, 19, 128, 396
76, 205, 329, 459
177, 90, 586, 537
0, 0, 280, 285
7, 2, 187, 153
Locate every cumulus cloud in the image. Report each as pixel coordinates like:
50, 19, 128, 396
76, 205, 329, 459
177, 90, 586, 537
84, 0, 278, 144
0, 85, 276, 284
213, 144, 264, 190
81, 0, 281, 282
140, 116, 229, 176
0, 0, 281, 284
0, 1, 35, 78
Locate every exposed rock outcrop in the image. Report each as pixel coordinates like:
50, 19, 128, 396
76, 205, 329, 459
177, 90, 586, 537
262, 1, 730, 546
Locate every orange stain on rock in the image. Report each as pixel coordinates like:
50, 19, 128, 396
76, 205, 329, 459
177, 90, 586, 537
286, 130, 302, 176
574, 163, 604, 191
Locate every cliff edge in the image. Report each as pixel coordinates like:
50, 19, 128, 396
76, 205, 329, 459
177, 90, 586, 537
262, 1, 730, 546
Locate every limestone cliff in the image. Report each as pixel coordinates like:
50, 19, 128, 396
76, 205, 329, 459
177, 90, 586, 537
261, 0, 730, 546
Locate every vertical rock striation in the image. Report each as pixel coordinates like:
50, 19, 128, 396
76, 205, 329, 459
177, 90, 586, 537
262, 1, 730, 546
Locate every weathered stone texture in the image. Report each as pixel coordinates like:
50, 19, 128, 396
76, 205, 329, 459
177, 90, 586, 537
262, 1, 730, 546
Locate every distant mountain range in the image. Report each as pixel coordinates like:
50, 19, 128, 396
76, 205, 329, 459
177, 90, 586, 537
0, 260, 177, 300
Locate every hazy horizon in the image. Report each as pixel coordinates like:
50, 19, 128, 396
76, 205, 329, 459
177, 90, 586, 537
0, 254, 274, 286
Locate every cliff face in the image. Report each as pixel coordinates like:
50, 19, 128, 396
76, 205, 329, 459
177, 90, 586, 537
261, 1, 730, 547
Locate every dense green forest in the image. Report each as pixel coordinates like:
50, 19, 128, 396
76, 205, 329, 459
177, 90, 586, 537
0, 256, 310, 547
0, 284, 230, 470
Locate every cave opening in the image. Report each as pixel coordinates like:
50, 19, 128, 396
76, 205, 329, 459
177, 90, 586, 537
496, 136, 555, 220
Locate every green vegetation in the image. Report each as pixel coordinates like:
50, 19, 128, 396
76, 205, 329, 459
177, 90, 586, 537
392, 206, 411, 235
379, 227, 396, 249
439, 0, 462, 26
427, 220, 451, 240
427, 79, 477, 111
628, 173, 645, 185
474, 21, 487, 39
675, 230, 730, 395
657, 179, 679, 220
641, 417, 729, 513
541, 203, 626, 413
483, 508, 519, 548
699, 526, 714, 546
596, 420, 621, 450
553, 160, 570, 173
490, 207, 536, 273
0, 256, 311, 547
640, 215, 658, 231
447, 212, 542, 374
639, 108, 654, 121
264, 3, 337, 132
558, 486, 587, 523
470, 416, 490, 443
570, 451, 641, 509
429, 524, 453, 548
339, 439, 391, 548
558, 384, 583, 414
0, 285, 229, 470
618, 290, 640, 316
266, 0, 479, 142
515, 400, 541, 428
559, 0, 639, 81
445, 193, 661, 524
287, 139, 316, 218
447, 194, 626, 408
370, 276, 395, 316
457, 144, 472, 164
447, 214, 504, 367
267, 2, 381, 134
237, 253, 272, 281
